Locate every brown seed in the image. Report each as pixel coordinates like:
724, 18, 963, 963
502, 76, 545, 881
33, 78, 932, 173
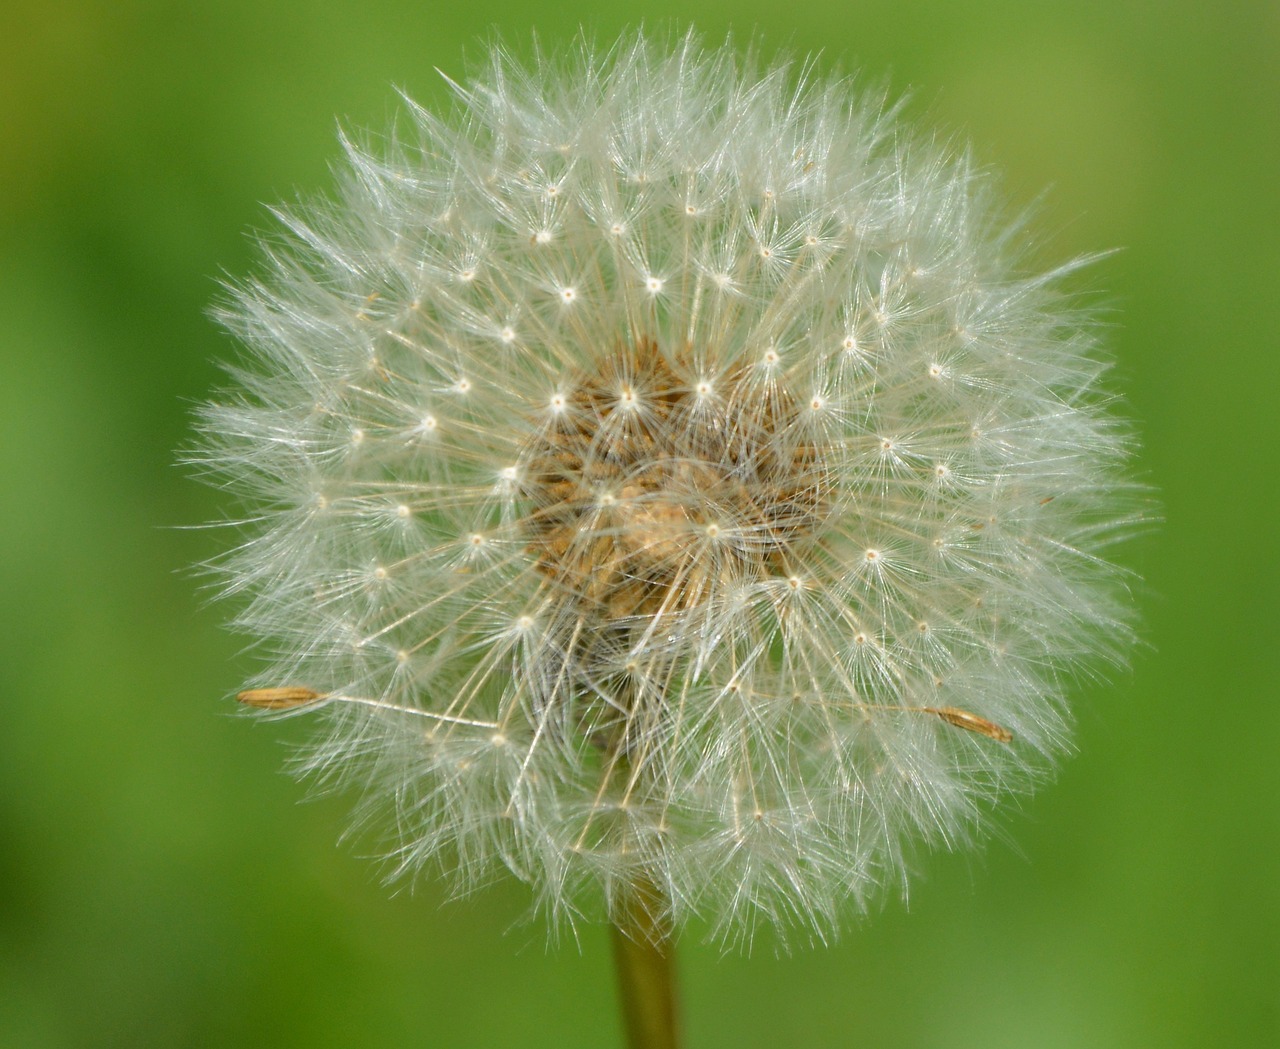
237, 686, 324, 710
925, 706, 1014, 744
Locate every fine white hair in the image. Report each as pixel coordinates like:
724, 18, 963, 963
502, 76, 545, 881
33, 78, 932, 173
194, 30, 1141, 947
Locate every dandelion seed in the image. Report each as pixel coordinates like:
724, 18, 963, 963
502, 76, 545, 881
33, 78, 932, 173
193, 31, 1141, 954
237, 687, 324, 711
925, 707, 1015, 745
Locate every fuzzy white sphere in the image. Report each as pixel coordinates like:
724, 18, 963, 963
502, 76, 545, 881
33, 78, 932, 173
196, 32, 1138, 944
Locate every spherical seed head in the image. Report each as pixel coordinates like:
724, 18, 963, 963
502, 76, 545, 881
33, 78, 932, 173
194, 31, 1141, 945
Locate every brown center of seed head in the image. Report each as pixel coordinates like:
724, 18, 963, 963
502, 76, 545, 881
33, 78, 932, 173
522, 338, 828, 630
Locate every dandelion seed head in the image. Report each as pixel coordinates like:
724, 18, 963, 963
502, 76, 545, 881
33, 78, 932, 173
194, 30, 1141, 946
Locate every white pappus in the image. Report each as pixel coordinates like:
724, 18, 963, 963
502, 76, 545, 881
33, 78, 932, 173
193, 30, 1141, 947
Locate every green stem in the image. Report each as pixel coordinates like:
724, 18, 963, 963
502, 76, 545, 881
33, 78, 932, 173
609, 876, 681, 1049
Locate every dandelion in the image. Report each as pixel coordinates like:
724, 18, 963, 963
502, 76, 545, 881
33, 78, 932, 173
193, 29, 1139, 1045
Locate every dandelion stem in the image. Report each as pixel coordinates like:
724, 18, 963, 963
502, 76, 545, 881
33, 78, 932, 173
609, 875, 681, 1049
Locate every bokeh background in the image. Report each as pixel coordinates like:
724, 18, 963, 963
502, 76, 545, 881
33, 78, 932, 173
2, 1, 1275, 1046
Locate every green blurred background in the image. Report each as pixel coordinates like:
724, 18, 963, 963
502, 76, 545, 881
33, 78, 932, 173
2, 1, 1275, 1046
